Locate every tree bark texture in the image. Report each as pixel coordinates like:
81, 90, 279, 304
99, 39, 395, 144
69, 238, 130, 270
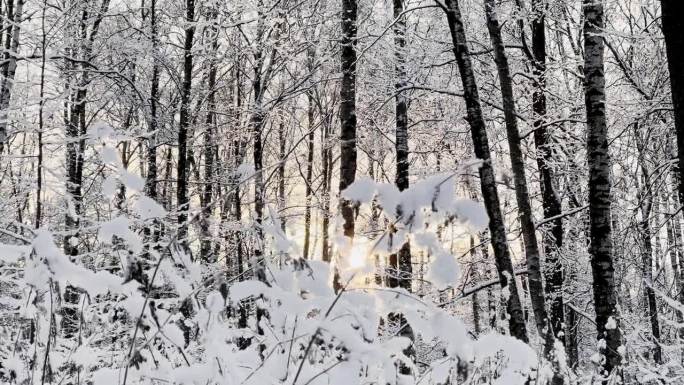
583, 0, 622, 378
443, 0, 528, 343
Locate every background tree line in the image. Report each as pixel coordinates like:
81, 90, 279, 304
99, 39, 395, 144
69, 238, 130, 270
1, 0, 684, 383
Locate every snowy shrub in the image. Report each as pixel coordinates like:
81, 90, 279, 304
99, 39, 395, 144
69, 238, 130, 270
0, 143, 541, 384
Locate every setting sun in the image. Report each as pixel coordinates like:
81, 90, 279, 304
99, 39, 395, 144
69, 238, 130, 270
347, 243, 368, 269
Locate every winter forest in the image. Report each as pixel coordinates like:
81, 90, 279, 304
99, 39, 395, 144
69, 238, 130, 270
4, 0, 684, 383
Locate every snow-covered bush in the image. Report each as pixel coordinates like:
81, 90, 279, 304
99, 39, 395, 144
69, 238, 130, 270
0, 141, 540, 384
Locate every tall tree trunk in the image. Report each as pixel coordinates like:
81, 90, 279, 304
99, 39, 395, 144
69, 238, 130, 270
144, 0, 160, 253
127, 0, 156, 284
565, 307, 579, 370
390, 0, 412, 293
564, 218, 581, 369
661, 3, 684, 356
661, 0, 684, 210
231, 58, 248, 324
116, 53, 140, 214
61, 4, 86, 341
339, 0, 358, 241
200, 9, 219, 262
562, 130, 585, 370
635, 123, 662, 363
146, 0, 159, 201
302, 54, 315, 260
251, 54, 266, 282
387, 1, 414, 368
117, 140, 131, 212
163, 147, 173, 211
583, 0, 622, 379
174, 0, 196, 346
61, 0, 111, 342
639, 195, 662, 363
249, 6, 269, 285
278, 120, 286, 232
233, 139, 244, 276
321, 108, 332, 262
36, 0, 46, 229
177, 0, 195, 253
442, 0, 528, 343
484, 0, 550, 347
233, 59, 244, 282
530, 0, 565, 350
0, 0, 23, 155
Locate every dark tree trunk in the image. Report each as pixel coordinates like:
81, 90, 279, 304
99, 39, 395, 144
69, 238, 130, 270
566, 306, 579, 369
477, 231, 497, 330
62, 0, 111, 341
583, 0, 622, 379
635, 123, 662, 363
394, 0, 409, 195
278, 120, 286, 232
0, 0, 23, 155
174, 0, 196, 347
246, 6, 270, 285
143, 0, 160, 255
163, 147, 173, 211
563, 134, 585, 371
661, 0, 684, 210
321, 108, 333, 262
146, 0, 159, 203
145, 0, 159, 203
234, 138, 244, 280
390, 1, 416, 358
484, 0, 549, 346
177, 0, 195, 253
389, 0, 412, 292
531, 0, 565, 350
248, 26, 269, 343
339, 0, 358, 241
564, 221, 581, 369
116, 49, 140, 213
661, 3, 684, 358
200, 10, 219, 263
302, 77, 315, 260
639, 201, 662, 364
116, 140, 131, 212
36, 0, 46, 228
442, 0, 528, 343
233, 60, 245, 283
251, 42, 266, 282
232, 85, 249, 327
